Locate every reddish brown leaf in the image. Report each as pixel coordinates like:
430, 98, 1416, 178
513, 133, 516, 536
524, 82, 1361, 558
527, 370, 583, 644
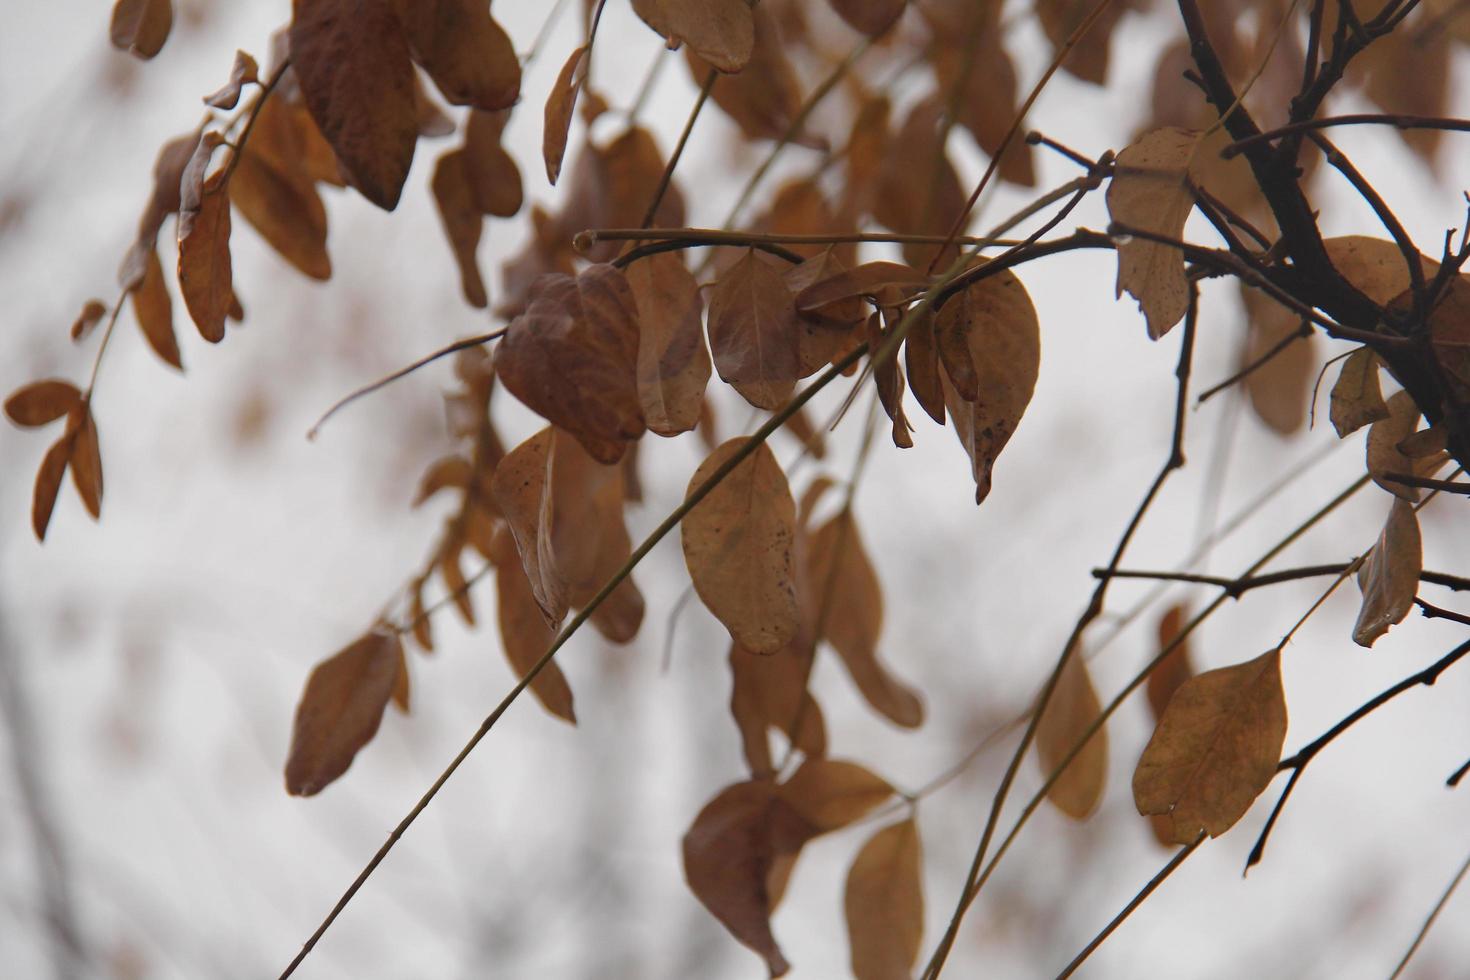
794, 261, 929, 313
1325, 235, 1440, 306
627, 252, 711, 436
634, 0, 755, 73
70, 410, 103, 520
5, 380, 82, 428
1037, 0, 1125, 85
928, 25, 1036, 188
779, 759, 894, 834
110, 0, 173, 60
290, 0, 419, 210
689, 8, 815, 147
708, 250, 802, 410
1147, 603, 1195, 722
807, 511, 923, 728
177, 170, 233, 343
464, 109, 523, 218
1353, 498, 1421, 648
439, 548, 477, 626
730, 641, 827, 777
903, 307, 945, 425
491, 428, 566, 626
412, 455, 472, 506
844, 819, 924, 980
682, 439, 800, 655
284, 631, 402, 796
394, 0, 520, 111
203, 50, 260, 110
828, 0, 907, 36
682, 780, 812, 977
32, 436, 71, 542
496, 265, 645, 463
937, 268, 1040, 503
228, 128, 332, 281
430, 149, 489, 308
874, 98, 967, 269
1036, 646, 1107, 820
495, 558, 578, 724
129, 247, 182, 370
1134, 649, 1287, 843
70, 299, 109, 343
391, 642, 411, 713
543, 45, 589, 186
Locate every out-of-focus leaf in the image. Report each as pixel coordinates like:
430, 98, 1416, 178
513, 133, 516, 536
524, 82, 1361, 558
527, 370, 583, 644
1353, 498, 1421, 648
495, 555, 578, 723
1147, 603, 1195, 722
543, 45, 588, 185
430, 149, 489, 308
1366, 390, 1421, 501
110, 0, 173, 60
284, 631, 402, 796
130, 246, 182, 369
779, 759, 894, 833
5, 381, 82, 428
203, 50, 260, 110
70, 410, 103, 520
394, 0, 520, 111
634, 0, 755, 73
1036, 645, 1107, 820
177, 170, 233, 343
627, 252, 710, 436
844, 819, 923, 980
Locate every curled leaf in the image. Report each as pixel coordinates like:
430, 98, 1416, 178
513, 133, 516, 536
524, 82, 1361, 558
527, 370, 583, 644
1329, 348, 1389, 439
1366, 390, 1421, 501
543, 45, 589, 185
1353, 498, 1421, 648
203, 50, 260, 110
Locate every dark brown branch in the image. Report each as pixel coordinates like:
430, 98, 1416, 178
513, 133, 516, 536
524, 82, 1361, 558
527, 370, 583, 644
1390, 844, 1470, 978
1094, 565, 1470, 596
637, 68, 716, 232
1223, 113, 1470, 157
1247, 635, 1470, 870
1382, 473, 1470, 495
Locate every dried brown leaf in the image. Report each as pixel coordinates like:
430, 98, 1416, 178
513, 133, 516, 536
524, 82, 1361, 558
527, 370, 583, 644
495, 558, 577, 724
490, 428, 566, 626
1036, 646, 1107, 820
1353, 498, 1421, 648
70, 299, 109, 343
634, 0, 755, 73
110, 0, 173, 60
779, 759, 894, 834
70, 410, 103, 520
708, 250, 802, 410
464, 109, 523, 218
627, 251, 711, 436
394, 0, 520, 111
284, 631, 402, 795
1133, 649, 1287, 843
1366, 390, 1421, 501
689, 8, 815, 147
177, 170, 233, 343
828, 0, 907, 36
730, 641, 826, 777
682, 439, 800, 655
203, 50, 260, 110
228, 139, 332, 282
1329, 348, 1390, 439
32, 437, 71, 542
543, 45, 588, 185
1239, 286, 1315, 437
1107, 127, 1201, 339
844, 819, 924, 980
130, 246, 182, 370
430, 149, 489, 308
5, 380, 82, 428
290, 0, 418, 210
1147, 603, 1195, 722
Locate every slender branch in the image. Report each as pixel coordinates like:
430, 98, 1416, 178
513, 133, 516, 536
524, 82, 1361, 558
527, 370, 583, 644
637, 68, 716, 232
1382, 473, 1470, 495
1390, 845, 1470, 979
1095, 564, 1470, 596
307, 329, 507, 440
277, 341, 873, 978
216, 58, 291, 187
583, 227, 1025, 252
1197, 318, 1312, 405
1247, 636, 1470, 869
1222, 113, 1470, 157
1055, 834, 1205, 979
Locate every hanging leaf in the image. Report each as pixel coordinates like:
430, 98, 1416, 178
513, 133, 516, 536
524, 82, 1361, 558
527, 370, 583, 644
633, 0, 755, 73
828, 0, 907, 37
1239, 285, 1315, 436
464, 109, 524, 218
490, 428, 567, 626
496, 264, 645, 463
708, 250, 802, 410
290, 0, 418, 210
228, 126, 333, 282
730, 641, 827, 778
937, 268, 1041, 503
1133, 649, 1287, 843
682, 439, 800, 655
32, 436, 72, 542
177, 170, 233, 343
903, 308, 946, 425
1037, 0, 1125, 84
5, 380, 82, 428
70, 300, 109, 343
1147, 603, 1195, 722
1366, 390, 1421, 501
412, 455, 472, 506
543, 45, 589, 185
70, 409, 103, 520
682, 780, 812, 977
110, 0, 173, 60
626, 252, 711, 436
1329, 348, 1390, 439
927, 22, 1036, 188
430, 149, 489, 308
875, 98, 967, 269
688, 8, 816, 147
779, 759, 894, 834
394, 0, 520, 111
1107, 127, 1201, 339
1353, 498, 1422, 648
844, 819, 924, 980
794, 261, 929, 313
495, 555, 578, 723
1036, 646, 1107, 820
284, 631, 402, 796
203, 50, 260, 110
807, 511, 923, 728
127, 246, 183, 370
390, 643, 411, 713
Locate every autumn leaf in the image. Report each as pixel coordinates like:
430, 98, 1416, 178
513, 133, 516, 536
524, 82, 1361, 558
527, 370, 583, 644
778, 759, 894, 834
110, 0, 173, 60
828, 0, 907, 37
844, 819, 924, 980
463, 109, 523, 218
177, 170, 233, 343
903, 308, 945, 425
794, 261, 929, 314
284, 631, 402, 796
875, 98, 967, 269
130, 246, 183, 370
1036, 646, 1107, 820
807, 511, 923, 728
1324, 235, 1439, 306
1147, 603, 1195, 722
203, 50, 260, 110
708, 250, 802, 410
228, 130, 333, 282
5, 381, 82, 428
70, 410, 103, 520
70, 299, 109, 343
1239, 286, 1315, 437
394, 0, 520, 111
1329, 348, 1390, 439
1038, 0, 1125, 84
430, 149, 488, 308
633, 0, 755, 73
1353, 498, 1421, 648
1107, 127, 1201, 339
543, 45, 589, 185
689, 8, 816, 147
490, 428, 567, 626
683, 780, 813, 977
1134, 649, 1287, 844
730, 641, 827, 778
682, 439, 800, 655
927, 22, 1036, 188
937, 268, 1040, 504
496, 264, 645, 463
494, 555, 578, 724
32, 437, 72, 542
626, 252, 711, 436
290, 0, 419, 210
1366, 390, 1421, 501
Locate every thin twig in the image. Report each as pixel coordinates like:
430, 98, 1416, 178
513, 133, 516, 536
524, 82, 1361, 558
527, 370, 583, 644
1390, 845, 1470, 979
